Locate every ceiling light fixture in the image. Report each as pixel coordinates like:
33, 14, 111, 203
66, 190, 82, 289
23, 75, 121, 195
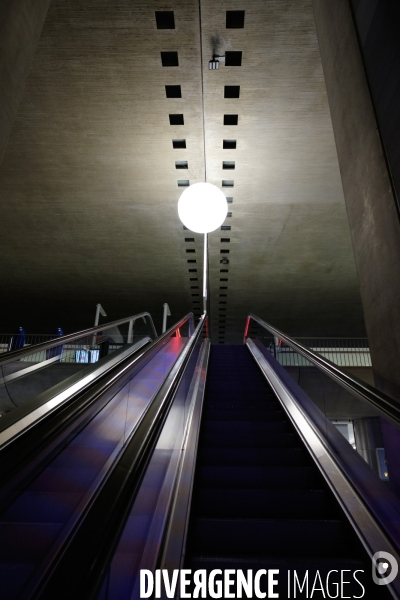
178, 183, 228, 313
178, 183, 227, 234
209, 55, 225, 70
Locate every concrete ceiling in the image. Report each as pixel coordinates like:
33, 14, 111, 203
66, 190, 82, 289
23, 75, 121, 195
0, 0, 366, 342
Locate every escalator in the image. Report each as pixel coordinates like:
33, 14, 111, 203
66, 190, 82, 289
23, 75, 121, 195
95, 316, 400, 600
184, 345, 376, 597
0, 336, 184, 598
0, 312, 195, 600
1, 312, 400, 599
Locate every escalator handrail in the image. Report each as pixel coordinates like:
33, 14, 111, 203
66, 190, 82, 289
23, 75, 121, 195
245, 313, 400, 428
0, 312, 194, 450
0, 311, 158, 367
29, 312, 207, 600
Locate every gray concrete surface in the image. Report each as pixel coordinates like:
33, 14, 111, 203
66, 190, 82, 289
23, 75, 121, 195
0, 0, 51, 164
312, 0, 400, 399
0, 0, 365, 344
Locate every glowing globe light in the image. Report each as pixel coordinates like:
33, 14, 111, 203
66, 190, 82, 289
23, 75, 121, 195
178, 183, 228, 234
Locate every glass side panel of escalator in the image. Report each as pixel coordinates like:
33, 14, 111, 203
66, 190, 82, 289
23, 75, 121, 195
0, 318, 155, 427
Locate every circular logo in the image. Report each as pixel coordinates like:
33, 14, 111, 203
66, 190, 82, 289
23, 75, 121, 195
372, 551, 398, 586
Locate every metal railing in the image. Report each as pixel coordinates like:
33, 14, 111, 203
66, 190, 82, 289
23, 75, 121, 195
0, 337, 126, 363
0, 334, 56, 355
257, 336, 371, 367
0, 311, 194, 451
244, 313, 400, 428
0, 312, 158, 367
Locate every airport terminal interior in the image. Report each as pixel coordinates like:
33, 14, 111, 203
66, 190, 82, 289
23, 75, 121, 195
0, 0, 400, 598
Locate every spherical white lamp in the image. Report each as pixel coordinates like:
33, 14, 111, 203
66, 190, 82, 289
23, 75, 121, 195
178, 182, 228, 233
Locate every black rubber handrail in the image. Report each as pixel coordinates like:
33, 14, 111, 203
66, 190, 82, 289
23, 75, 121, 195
245, 313, 400, 428
0, 311, 158, 366
31, 313, 207, 600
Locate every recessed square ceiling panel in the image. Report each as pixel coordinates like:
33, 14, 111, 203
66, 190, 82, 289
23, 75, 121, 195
225, 51, 242, 66
169, 114, 184, 125
173, 139, 186, 149
165, 85, 182, 98
155, 11, 175, 29
224, 115, 238, 125
226, 11, 245, 28
161, 52, 179, 67
224, 86, 240, 98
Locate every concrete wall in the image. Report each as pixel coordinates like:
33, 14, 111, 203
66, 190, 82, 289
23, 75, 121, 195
312, 0, 400, 401
349, 0, 400, 207
0, 0, 51, 164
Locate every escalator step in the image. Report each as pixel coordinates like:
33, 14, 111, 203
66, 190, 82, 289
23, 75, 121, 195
206, 381, 271, 389
197, 447, 310, 467
188, 555, 366, 570
193, 488, 331, 518
205, 399, 276, 407
190, 518, 352, 557
198, 465, 320, 489
205, 401, 279, 410
206, 392, 274, 401
184, 345, 373, 596
202, 420, 291, 434
201, 431, 300, 448
202, 409, 286, 422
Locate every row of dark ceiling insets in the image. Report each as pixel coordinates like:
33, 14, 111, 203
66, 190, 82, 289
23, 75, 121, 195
170, 111, 238, 127
173, 138, 236, 150
156, 10, 245, 30
155, 9, 202, 319
156, 9, 245, 333
161, 37, 240, 191
217, 13, 245, 342
175, 157, 235, 171
220, 262, 229, 343
219, 228, 232, 341
185, 237, 201, 316
161, 50, 242, 67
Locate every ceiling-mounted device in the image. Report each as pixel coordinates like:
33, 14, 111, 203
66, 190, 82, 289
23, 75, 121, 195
208, 55, 225, 70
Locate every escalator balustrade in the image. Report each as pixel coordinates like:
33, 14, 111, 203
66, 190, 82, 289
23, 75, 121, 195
184, 345, 383, 598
